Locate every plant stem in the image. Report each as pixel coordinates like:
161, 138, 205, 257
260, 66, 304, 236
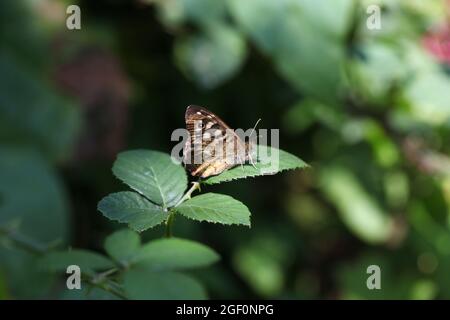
99, 283, 127, 300
85, 275, 127, 300
1, 227, 128, 299
175, 181, 201, 207
0, 226, 47, 255
165, 181, 201, 238
94, 267, 120, 281
165, 212, 175, 238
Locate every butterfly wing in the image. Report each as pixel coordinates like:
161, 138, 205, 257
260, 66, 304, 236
183, 105, 247, 178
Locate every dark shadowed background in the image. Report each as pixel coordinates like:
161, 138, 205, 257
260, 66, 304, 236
1, 0, 450, 299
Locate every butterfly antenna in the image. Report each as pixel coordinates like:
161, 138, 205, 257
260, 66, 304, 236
248, 118, 261, 169
249, 118, 262, 140
248, 152, 257, 169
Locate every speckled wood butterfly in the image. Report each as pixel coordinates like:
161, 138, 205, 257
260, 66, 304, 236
183, 105, 259, 178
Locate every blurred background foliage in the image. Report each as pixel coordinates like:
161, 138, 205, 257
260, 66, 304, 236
0, 0, 450, 299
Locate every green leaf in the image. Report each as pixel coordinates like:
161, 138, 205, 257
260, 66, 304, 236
174, 23, 247, 89
0, 252, 55, 299
347, 42, 407, 105
0, 269, 9, 299
60, 286, 120, 300
320, 167, 393, 244
38, 250, 114, 272
124, 268, 207, 299
151, 0, 227, 29
228, 0, 353, 50
112, 150, 187, 208
203, 145, 308, 185
134, 238, 219, 270
403, 70, 450, 125
274, 17, 344, 104
228, 0, 350, 103
0, 1, 47, 68
104, 229, 141, 264
0, 147, 70, 244
336, 253, 421, 299
283, 99, 346, 133
176, 193, 251, 226
233, 236, 289, 298
294, 0, 354, 39
0, 52, 80, 162
98, 191, 168, 232
0, 147, 71, 299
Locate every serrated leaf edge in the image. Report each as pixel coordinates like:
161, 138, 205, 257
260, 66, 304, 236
203, 162, 309, 185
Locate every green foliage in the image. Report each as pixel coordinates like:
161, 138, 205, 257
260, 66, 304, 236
320, 167, 393, 244
112, 150, 187, 208
0, 147, 70, 243
3, 0, 450, 301
0, 53, 80, 162
99, 147, 306, 231
135, 238, 219, 270
104, 230, 141, 264
0, 0, 80, 299
233, 235, 290, 298
403, 70, 450, 125
124, 269, 207, 300
103, 230, 220, 270
204, 146, 308, 184
227, 0, 353, 103
98, 192, 167, 232
60, 286, 120, 300
176, 193, 251, 226
36, 229, 220, 299
174, 23, 247, 89
0, 147, 71, 298
93, 145, 304, 298
38, 250, 115, 272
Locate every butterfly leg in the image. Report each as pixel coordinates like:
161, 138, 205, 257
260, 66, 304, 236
248, 153, 257, 169
236, 152, 245, 173
247, 118, 261, 170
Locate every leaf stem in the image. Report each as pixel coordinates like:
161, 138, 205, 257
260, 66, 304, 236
99, 283, 127, 300
0, 226, 47, 255
174, 181, 201, 207
165, 212, 175, 238
93, 267, 120, 281
165, 181, 201, 238
85, 275, 127, 300
1, 227, 128, 299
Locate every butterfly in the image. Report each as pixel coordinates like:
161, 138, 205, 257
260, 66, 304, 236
183, 105, 260, 178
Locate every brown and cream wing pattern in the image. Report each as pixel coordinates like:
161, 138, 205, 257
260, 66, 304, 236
183, 105, 246, 178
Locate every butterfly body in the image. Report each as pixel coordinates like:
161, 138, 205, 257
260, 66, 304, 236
183, 105, 254, 178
